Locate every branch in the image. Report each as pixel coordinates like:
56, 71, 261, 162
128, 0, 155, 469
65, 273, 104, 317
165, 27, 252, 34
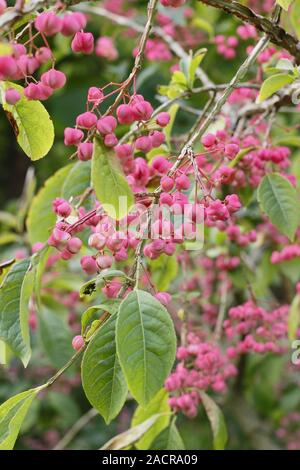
78, 5, 213, 87
103, 0, 159, 116
53, 408, 98, 450
175, 35, 270, 161
198, 0, 300, 63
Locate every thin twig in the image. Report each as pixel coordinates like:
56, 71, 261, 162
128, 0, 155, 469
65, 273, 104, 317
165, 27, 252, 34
53, 408, 98, 450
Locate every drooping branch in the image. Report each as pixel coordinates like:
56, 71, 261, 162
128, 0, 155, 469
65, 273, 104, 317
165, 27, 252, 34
198, 0, 300, 63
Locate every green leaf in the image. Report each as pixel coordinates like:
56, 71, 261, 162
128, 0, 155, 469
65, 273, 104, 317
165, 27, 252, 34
288, 294, 300, 342
80, 269, 127, 298
33, 246, 51, 310
188, 48, 207, 88
132, 389, 171, 450
91, 138, 134, 220
151, 418, 185, 450
116, 290, 176, 406
0, 43, 13, 56
257, 173, 300, 241
62, 160, 92, 206
200, 391, 228, 450
150, 254, 178, 291
0, 389, 39, 450
0, 340, 12, 365
27, 164, 73, 245
291, 0, 300, 39
82, 315, 127, 424
228, 147, 256, 168
16, 167, 37, 233
276, 58, 295, 72
0, 82, 54, 160
39, 308, 73, 369
276, 0, 293, 10
258, 74, 294, 102
192, 17, 214, 39
273, 135, 300, 147
0, 258, 32, 366
100, 414, 163, 450
81, 299, 120, 335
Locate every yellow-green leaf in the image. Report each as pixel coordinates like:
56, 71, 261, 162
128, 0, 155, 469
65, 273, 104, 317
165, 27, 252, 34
0, 389, 39, 450
258, 74, 294, 102
200, 391, 228, 450
288, 294, 300, 341
132, 389, 171, 450
91, 138, 134, 220
150, 254, 178, 291
276, 0, 293, 10
0, 82, 54, 160
100, 414, 163, 450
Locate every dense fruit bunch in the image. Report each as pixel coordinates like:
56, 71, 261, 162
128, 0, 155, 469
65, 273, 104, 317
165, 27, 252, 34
1, 0, 300, 452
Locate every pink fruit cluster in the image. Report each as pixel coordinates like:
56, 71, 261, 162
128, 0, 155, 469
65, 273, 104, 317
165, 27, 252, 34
271, 245, 300, 264
160, 0, 186, 7
165, 332, 237, 417
225, 301, 289, 356
214, 35, 239, 60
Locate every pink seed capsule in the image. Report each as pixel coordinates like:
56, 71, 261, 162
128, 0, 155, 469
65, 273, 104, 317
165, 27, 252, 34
0, 0, 7, 15
104, 133, 118, 147
175, 174, 190, 191
24, 82, 53, 101
115, 144, 133, 159
34, 12, 62, 36
17, 55, 39, 76
78, 142, 94, 161
67, 237, 82, 254
156, 112, 170, 127
41, 68, 66, 89
95, 36, 118, 61
96, 254, 113, 269
64, 127, 84, 146
201, 133, 216, 148
5, 88, 21, 105
135, 136, 152, 153
155, 292, 171, 306
48, 227, 71, 249
117, 104, 135, 125
12, 43, 26, 59
87, 86, 104, 104
160, 192, 173, 206
131, 99, 153, 121
56, 201, 72, 218
150, 130, 165, 148
72, 335, 85, 351
61, 12, 87, 36
0, 56, 18, 80
161, 176, 174, 192
88, 232, 106, 250
76, 111, 97, 129
96, 116, 117, 135
71, 32, 94, 55
35, 47, 52, 64
80, 255, 98, 275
